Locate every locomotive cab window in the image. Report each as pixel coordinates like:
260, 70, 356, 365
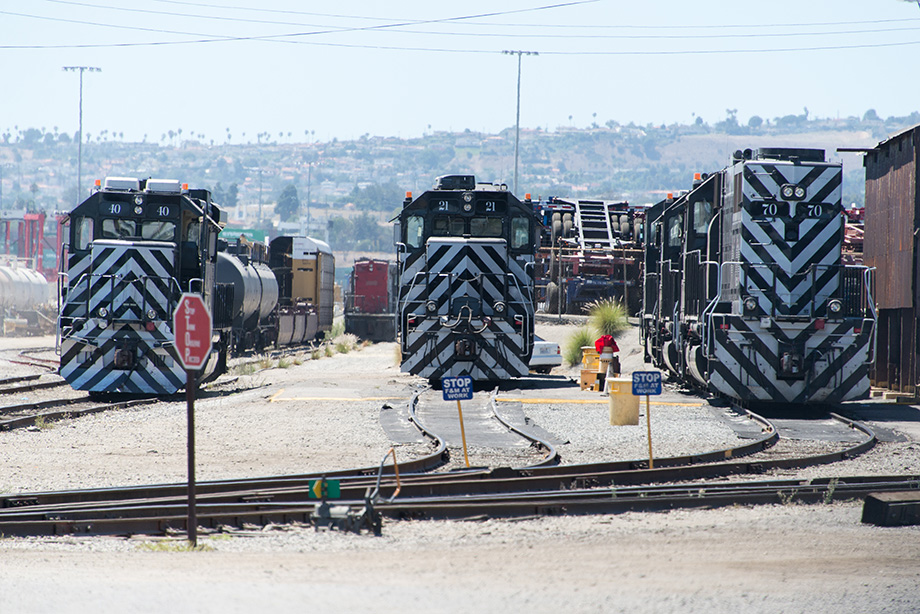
433, 216, 465, 237
102, 219, 137, 239
511, 216, 530, 249
184, 219, 201, 245
405, 215, 424, 248
73, 217, 94, 250
141, 221, 176, 242
692, 201, 713, 235
667, 215, 682, 247
470, 217, 502, 237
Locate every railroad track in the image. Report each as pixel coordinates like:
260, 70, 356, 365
0, 394, 898, 538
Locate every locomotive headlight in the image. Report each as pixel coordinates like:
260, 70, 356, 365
97, 307, 109, 318
493, 301, 506, 314
828, 299, 843, 314
743, 297, 758, 313
134, 195, 144, 205
463, 202, 473, 212
426, 300, 437, 313
794, 186, 806, 199
146, 308, 158, 320
781, 185, 795, 199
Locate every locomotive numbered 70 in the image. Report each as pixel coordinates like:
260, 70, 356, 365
641, 148, 877, 404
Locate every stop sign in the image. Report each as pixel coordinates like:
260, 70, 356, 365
173, 293, 212, 371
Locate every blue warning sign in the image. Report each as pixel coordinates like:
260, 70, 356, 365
442, 375, 474, 401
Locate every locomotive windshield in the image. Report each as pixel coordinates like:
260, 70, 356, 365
100, 219, 177, 241
432, 216, 464, 236
469, 217, 502, 237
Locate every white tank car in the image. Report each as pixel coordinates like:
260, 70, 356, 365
0, 264, 50, 310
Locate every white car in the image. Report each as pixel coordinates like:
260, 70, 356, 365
529, 336, 563, 374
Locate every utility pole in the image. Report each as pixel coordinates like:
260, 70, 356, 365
63, 66, 101, 206
502, 51, 537, 196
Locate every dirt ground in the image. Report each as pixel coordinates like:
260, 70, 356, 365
1, 325, 919, 613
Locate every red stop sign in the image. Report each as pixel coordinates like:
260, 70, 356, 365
173, 293, 213, 371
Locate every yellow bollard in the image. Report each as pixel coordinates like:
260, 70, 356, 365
608, 377, 640, 425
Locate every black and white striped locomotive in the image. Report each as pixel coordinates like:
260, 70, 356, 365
57, 177, 331, 395
641, 148, 877, 404
395, 175, 538, 385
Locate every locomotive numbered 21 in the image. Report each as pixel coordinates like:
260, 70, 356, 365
395, 175, 538, 385
641, 148, 877, 404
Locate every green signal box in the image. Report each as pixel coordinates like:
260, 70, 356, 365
308, 478, 341, 499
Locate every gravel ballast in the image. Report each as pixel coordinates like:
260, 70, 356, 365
2, 325, 920, 613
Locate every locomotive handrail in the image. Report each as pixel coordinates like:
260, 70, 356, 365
187, 278, 204, 294
698, 260, 721, 360
702, 261, 742, 360
864, 266, 878, 365
739, 261, 872, 319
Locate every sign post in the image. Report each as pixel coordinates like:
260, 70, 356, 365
632, 371, 662, 469
173, 293, 212, 548
441, 375, 473, 468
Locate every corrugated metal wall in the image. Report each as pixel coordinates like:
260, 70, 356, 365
864, 129, 918, 309
864, 126, 920, 392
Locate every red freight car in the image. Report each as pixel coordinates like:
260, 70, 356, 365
344, 258, 396, 342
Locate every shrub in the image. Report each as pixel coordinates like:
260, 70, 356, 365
563, 326, 595, 366
587, 299, 629, 337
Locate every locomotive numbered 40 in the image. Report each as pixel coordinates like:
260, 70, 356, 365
395, 175, 538, 385
57, 177, 334, 395
641, 148, 877, 404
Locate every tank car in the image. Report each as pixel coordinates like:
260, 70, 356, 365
0, 262, 51, 335
216, 238, 279, 352
57, 177, 227, 395
641, 148, 877, 404
395, 175, 538, 385
344, 258, 396, 342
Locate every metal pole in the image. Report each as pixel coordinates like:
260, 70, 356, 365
513, 52, 522, 195
62, 66, 101, 205
502, 51, 537, 196
646, 395, 654, 469
186, 369, 198, 547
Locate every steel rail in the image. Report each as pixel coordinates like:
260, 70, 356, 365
0, 397, 159, 431
489, 389, 559, 467
0, 474, 917, 537
0, 410, 878, 532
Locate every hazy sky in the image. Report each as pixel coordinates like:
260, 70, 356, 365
2, 0, 920, 144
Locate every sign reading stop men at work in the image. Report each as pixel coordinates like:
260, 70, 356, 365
632, 371, 662, 396
173, 293, 212, 371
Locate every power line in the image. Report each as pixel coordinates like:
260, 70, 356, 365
49, 0, 920, 31
30, 1, 920, 40
4, 5, 920, 54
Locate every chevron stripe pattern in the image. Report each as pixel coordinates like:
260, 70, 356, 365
398, 237, 533, 381
740, 162, 843, 316
709, 316, 872, 403
706, 158, 871, 403
59, 241, 189, 395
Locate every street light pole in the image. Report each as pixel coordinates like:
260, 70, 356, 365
63, 66, 101, 206
502, 50, 537, 196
